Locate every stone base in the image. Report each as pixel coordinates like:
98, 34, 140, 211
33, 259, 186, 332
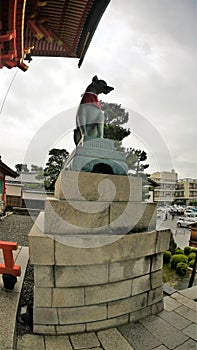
29, 214, 171, 335
64, 138, 128, 175
44, 170, 156, 235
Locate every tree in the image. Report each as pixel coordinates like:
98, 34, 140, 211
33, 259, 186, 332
15, 163, 29, 173
31, 164, 43, 172
100, 101, 129, 125
125, 148, 149, 176
44, 148, 69, 189
100, 101, 130, 148
101, 102, 149, 177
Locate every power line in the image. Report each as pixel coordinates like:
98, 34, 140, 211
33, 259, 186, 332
0, 69, 18, 117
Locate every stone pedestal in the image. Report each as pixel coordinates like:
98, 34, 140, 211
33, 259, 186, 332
64, 138, 128, 175
29, 215, 171, 335
29, 170, 171, 334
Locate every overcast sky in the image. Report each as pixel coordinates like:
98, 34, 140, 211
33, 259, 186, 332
0, 0, 196, 179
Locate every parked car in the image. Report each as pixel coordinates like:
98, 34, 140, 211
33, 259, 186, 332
177, 217, 196, 228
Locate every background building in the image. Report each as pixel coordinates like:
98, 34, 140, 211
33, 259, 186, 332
0, 156, 18, 215
150, 170, 177, 205
175, 178, 197, 205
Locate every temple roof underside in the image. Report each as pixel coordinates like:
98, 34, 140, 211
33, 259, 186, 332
0, 0, 110, 71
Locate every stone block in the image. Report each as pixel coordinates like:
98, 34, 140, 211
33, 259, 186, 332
109, 256, 151, 282
132, 274, 151, 296
58, 304, 107, 324
55, 231, 158, 266
108, 293, 147, 318
45, 335, 73, 350
56, 324, 85, 334
17, 334, 45, 350
86, 314, 129, 332
152, 300, 164, 315
52, 287, 84, 307
148, 286, 163, 306
156, 229, 171, 252
33, 325, 56, 335
34, 287, 52, 307
55, 170, 142, 202
85, 280, 132, 305
34, 307, 58, 325
45, 198, 109, 234
29, 215, 54, 265
151, 270, 163, 289
34, 266, 54, 287
130, 305, 152, 322
151, 253, 163, 272
109, 202, 157, 233
55, 264, 108, 287
70, 332, 100, 349
97, 328, 134, 350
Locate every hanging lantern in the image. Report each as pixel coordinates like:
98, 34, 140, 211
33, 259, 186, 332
189, 223, 197, 248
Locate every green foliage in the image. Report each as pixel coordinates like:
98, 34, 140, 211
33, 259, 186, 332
15, 163, 29, 173
31, 164, 43, 172
163, 250, 172, 264
175, 262, 188, 276
101, 101, 129, 125
188, 259, 195, 268
184, 246, 192, 256
125, 148, 149, 175
44, 148, 69, 189
188, 252, 196, 262
171, 254, 188, 269
175, 248, 184, 255
104, 124, 130, 142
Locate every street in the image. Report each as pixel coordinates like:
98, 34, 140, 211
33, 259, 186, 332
157, 216, 191, 249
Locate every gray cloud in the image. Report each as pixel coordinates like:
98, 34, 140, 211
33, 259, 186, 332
0, 0, 196, 179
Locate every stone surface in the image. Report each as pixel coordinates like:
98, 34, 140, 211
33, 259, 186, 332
109, 256, 151, 282
108, 293, 147, 318
45, 198, 110, 234
58, 304, 107, 324
159, 310, 191, 330
70, 332, 100, 349
52, 287, 84, 307
175, 305, 197, 323
17, 334, 45, 350
54, 230, 171, 266
56, 324, 86, 335
97, 328, 134, 350
86, 314, 129, 332
45, 335, 73, 350
85, 280, 132, 304
140, 315, 189, 349
29, 220, 54, 265
132, 274, 151, 296
34, 307, 58, 325
55, 264, 108, 287
64, 138, 128, 175
55, 170, 142, 202
34, 287, 52, 307
119, 321, 162, 350
34, 265, 54, 287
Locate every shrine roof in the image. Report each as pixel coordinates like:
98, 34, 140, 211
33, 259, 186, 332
0, 0, 110, 71
0, 157, 18, 178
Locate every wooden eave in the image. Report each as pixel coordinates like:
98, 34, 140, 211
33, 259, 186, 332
0, 160, 18, 178
0, 0, 111, 71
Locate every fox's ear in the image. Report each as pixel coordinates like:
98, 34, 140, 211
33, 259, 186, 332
92, 75, 98, 83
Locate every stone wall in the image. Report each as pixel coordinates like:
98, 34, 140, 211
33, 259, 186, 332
29, 214, 171, 335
